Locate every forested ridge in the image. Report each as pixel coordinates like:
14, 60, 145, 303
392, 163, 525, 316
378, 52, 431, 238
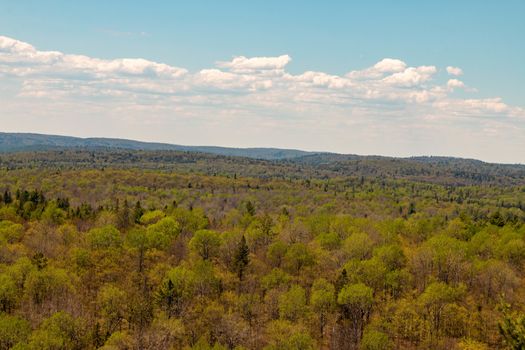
2, 149, 525, 186
0, 133, 316, 160
0, 150, 525, 349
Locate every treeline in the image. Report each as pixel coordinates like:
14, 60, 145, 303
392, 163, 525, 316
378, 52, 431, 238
0, 165, 524, 349
2, 148, 525, 186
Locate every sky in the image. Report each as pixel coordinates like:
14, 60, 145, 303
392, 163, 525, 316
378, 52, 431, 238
0, 0, 524, 163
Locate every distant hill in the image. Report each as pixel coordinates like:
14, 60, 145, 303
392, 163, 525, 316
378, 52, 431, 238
0, 132, 318, 160
1, 133, 524, 186
1, 148, 525, 186
289, 153, 525, 185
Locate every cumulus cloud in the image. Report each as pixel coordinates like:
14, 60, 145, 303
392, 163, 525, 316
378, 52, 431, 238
0, 35, 524, 162
446, 66, 463, 76
217, 54, 291, 72
447, 78, 465, 90
0, 36, 187, 79
346, 58, 407, 80
373, 58, 407, 73
383, 66, 437, 87
288, 71, 352, 89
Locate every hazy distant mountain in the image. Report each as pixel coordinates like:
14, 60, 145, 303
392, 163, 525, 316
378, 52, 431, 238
1, 133, 523, 177
0, 132, 318, 160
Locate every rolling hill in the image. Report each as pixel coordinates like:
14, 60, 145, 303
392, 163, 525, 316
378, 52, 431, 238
0, 132, 318, 160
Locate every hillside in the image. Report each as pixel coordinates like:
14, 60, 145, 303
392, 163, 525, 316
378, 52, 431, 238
0, 153, 524, 349
1, 148, 525, 187
3, 133, 525, 186
0, 132, 317, 160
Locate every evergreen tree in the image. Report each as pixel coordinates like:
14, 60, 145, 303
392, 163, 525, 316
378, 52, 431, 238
408, 202, 416, 215
156, 279, 176, 317
133, 201, 145, 223
4, 190, 13, 204
56, 197, 70, 210
245, 201, 255, 216
118, 199, 131, 229
335, 268, 349, 293
233, 235, 250, 281
499, 305, 525, 350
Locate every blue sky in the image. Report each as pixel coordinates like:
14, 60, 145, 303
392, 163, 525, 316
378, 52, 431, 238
1, 1, 524, 162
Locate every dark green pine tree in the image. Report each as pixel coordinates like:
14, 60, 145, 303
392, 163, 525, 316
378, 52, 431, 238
245, 201, 256, 216
335, 268, 349, 294
408, 201, 416, 215
118, 199, 131, 229
233, 235, 250, 281
133, 201, 145, 224
155, 279, 176, 317
3, 189, 12, 204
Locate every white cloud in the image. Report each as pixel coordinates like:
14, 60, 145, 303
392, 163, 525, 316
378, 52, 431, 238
197, 69, 242, 85
0, 36, 187, 79
446, 66, 463, 76
383, 66, 437, 87
373, 58, 407, 73
288, 71, 352, 89
346, 58, 407, 80
0, 35, 524, 163
217, 54, 291, 72
447, 78, 465, 90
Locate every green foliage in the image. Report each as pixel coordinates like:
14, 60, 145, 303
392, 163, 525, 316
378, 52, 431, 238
373, 244, 406, 271
344, 232, 374, 260
193, 260, 221, 297
337, 283, 374, 312
245, 215, 273, 249
262, 268, 291, 291
233, 235, 250, 280
171, 207, 208, 235
266, 240, 288, 267
245, 201, 256, 216
278, 285, 307, 321
0, 154, 524, 349
147, 217, 180, 242
0, 314, 31, 350
23, 266, 73, 306
97, 284, 127, 334
284, 243, 314, 274
310, 278, 335, 313
0, 220, 23, 243
422, 234, 467, 284
139, 209, 165, 225
87, 225, 122, 250
25, 311, 86, 350
418, 282, 465, 309
417, 281, 466, 342
360, 329, 392, 350
156, 265, 196, 317
316, 231, 341, 250
40, 202, 66, 225
0, 273, 18, 312
189, 229, 222, 260
264, 320, 315, 350
99, 331, 134, 349
310, 278, 335, 338
457, 339, 490, 350
499, 305, 525, 350
191, 337, 228, 350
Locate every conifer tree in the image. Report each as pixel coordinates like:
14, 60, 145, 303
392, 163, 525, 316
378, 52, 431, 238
233, 235, 250, 281
133, 201, 144, 223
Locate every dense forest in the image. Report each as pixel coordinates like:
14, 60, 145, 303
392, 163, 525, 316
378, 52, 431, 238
1, 149, 525, 349
0, 133, 316, 160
